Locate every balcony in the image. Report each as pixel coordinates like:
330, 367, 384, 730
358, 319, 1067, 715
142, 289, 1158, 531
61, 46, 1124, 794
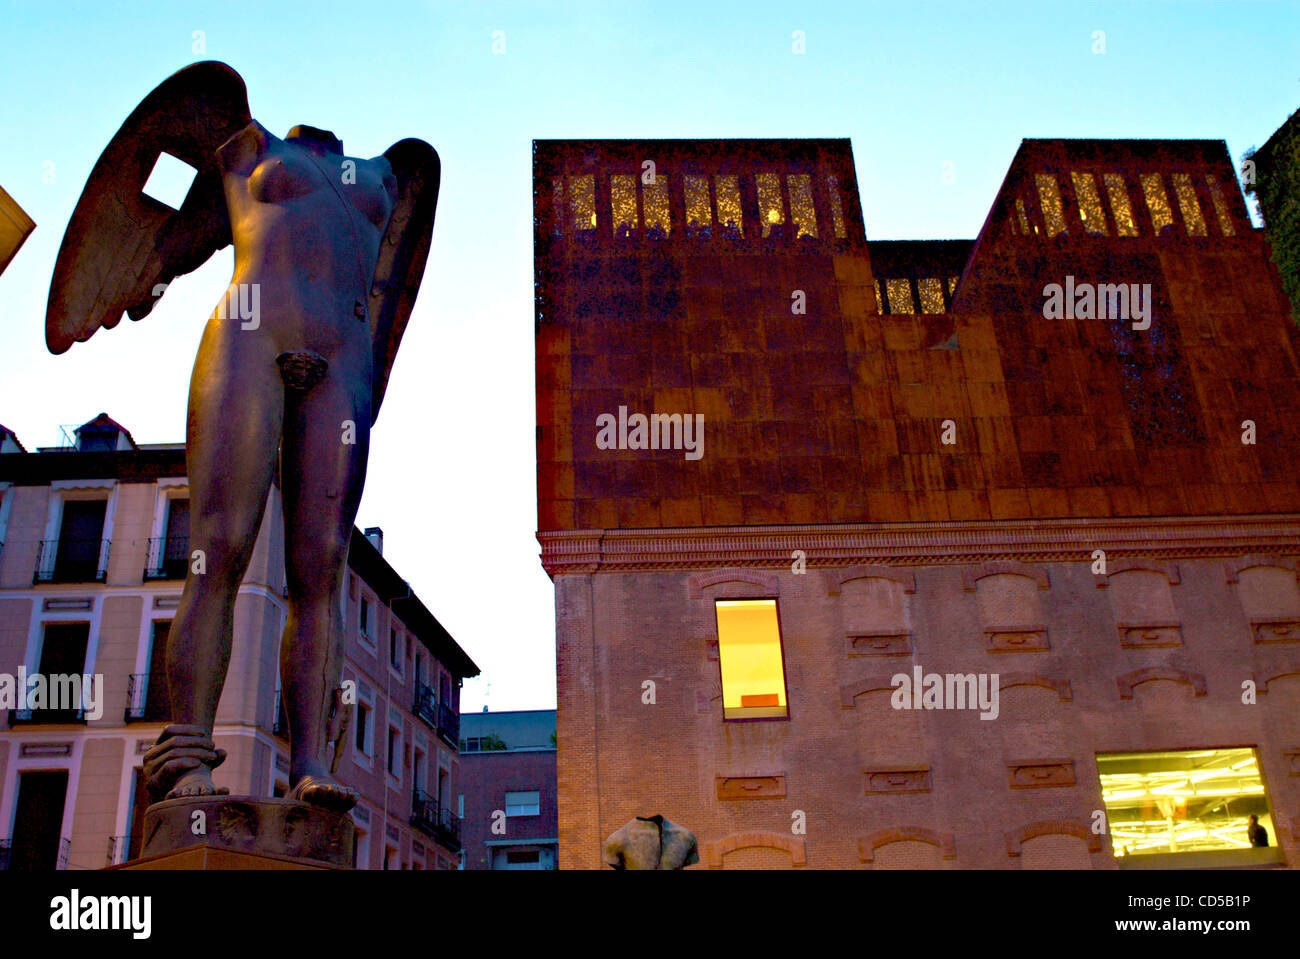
144, 536, 190, 580
9, 704, 85, 726
273, 689, 287, 738
34, 537, 110, 584
437, 703, 459, 750
125, 673, 169, 723
106, 834, 140, 867
410, 789, 461, 851
412, 682, 438, 730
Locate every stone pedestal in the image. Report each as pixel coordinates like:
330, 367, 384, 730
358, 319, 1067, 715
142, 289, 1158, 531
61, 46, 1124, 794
134, 796, 354, 869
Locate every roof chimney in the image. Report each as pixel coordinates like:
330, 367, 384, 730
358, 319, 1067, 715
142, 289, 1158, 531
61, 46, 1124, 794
363, 527, 383, 555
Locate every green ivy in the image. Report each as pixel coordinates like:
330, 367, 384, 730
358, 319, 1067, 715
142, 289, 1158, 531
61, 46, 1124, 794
1245, 111, 1300, 327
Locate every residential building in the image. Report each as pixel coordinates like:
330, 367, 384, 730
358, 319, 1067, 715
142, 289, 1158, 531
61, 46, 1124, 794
458, 709, 557, 869
0, 415, 478, 870
535, 136, 1300, 869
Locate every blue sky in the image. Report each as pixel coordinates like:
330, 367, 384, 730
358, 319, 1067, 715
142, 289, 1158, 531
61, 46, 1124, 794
0, 0, 1295, 712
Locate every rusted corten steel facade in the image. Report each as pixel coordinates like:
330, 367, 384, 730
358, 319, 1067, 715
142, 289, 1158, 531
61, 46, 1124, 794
535, 137, 1300, 869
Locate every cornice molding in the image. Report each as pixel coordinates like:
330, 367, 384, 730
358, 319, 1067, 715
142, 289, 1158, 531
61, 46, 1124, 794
537, 515, 1300, 577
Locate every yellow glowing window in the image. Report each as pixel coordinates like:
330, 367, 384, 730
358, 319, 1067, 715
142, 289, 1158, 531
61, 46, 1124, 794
756, 173, 784, 237
918, 277, 945, 314
1172, 173, 1207, 236
947, 275, 959, 297
1099, 748, 1273, 859
552, 178, 564, 236
1014, 197, 1032, 236
1103, 174, 1138, 237
1140, 173, 1175, 235
642, 174, 671, 236
873, 280, 883, 314
715, 599, 788, 720
786, 174, 817, 238
1205, 174, 1235, 236
715, 175, 743, 237
569, 175, 596, 233
826, 174, 847, 237
1071, 171, 1108, 236
611, 174, 638, 236
885, 278, 915, 314
1036, 174, 1067, 237
683, 174, 712, 234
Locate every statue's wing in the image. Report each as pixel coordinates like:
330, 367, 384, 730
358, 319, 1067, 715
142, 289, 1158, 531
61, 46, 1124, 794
45, 61, 251, 354
368, 138, 441, 425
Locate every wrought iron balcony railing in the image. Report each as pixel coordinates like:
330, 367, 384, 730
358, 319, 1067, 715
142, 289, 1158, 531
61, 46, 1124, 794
412, 682, 438, 730
34, 537, 110, 584
57, 837, 70, 870
411, 788, 440, 837
125, 673, 169, 723
107, 834, 140, 867
10, 704, 86, 726
435, 802, 461, 851
144, 536, 190, 580
437, 703, 459, 749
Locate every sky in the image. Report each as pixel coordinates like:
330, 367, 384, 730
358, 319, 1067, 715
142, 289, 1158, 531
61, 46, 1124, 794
0, 0, 1296, 713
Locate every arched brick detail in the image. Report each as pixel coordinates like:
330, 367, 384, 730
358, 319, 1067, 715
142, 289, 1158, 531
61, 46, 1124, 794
1094, 560, 1181, 588
688, 568, 779, 600
999, 673, 1073, 701
1005, 820, 1102, 857
858, 826, 955, 863
1225, 554, 1300, 585
704, 831, 806, 868
824, 565, 916, 596
961, 561, 1049, 592
1255, 668, 1300, 694
840, 674, 900, 708
1116, 667, 1207, 699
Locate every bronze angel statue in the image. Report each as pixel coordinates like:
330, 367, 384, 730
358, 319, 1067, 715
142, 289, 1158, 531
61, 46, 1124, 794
46, 62, 440, 810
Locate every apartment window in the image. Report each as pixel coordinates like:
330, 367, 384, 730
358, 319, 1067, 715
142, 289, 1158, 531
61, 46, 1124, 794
387, 726, 400, 777
506, 850, 541, 865
1103, 173, 1139, 237
141, 620, 171, 722
9, 771, 68, 870
1099, 748, 1273, 860
159, 497, 190, 579
611, 174, 638, 236
1035, 173, 1067, 237
505, 790, 541, 817
390, 628, 402, 671
1171, 173, 1207, 236
568, 174, 596, 233
355, 701, 373, 757
825, 174, 847, 238
359, 597, 372, 641
786, 174, 817, 238
1070, 171, 1108, 236
1205, 174, 1236, 236
24, 622, 91, 723
642, 172, 671, 237
683, 174, 712, 237
47, 499, 108, 583
714, 175, 743, 238
1140, 173, 1175, 235
714, 599, 789, 720
755, 172, 784, 237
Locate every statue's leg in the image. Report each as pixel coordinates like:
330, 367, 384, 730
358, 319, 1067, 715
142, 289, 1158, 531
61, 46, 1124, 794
280, 367, 369, 811
157, 317, 283, 799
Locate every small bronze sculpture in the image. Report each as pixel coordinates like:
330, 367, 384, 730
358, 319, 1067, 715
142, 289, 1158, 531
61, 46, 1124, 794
603, 816, 699, 869
46, 62, 440, 810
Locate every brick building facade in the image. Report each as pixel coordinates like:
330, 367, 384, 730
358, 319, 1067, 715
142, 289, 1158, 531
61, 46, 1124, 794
535, 136, 1300, 868
0, 416, 478, 870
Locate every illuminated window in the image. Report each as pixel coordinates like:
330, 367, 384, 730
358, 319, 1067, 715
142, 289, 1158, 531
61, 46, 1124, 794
1099, 748, 1273, 859
715, 175, 743, 238
1205, 174, 1236, 236
683, 174, 712, 236
569, 175, 596, 233
917, 277, 945, 314
1171, 173, 1207, 236
552, 178, 564, 237
947, 275, 959, 297
885, 278, 915, 314
1014, 197, 1032, 236
1140, 173, 1175, 235
1103, 173, 1138, 237
1071, 171, 1108, 236
873, 280, 882, 314
642, 174, 671, 237
611, 174, 638, 237
756, 173, 784, 237
786, 174, 817, 238
1035, 174, 1067, 237
715, 599, 788, 720
826, 174, 847, 237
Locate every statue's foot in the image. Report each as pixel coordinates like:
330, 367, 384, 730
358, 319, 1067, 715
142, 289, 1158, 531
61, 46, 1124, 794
288, 773, 358, 812
167, 765, 231, 800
